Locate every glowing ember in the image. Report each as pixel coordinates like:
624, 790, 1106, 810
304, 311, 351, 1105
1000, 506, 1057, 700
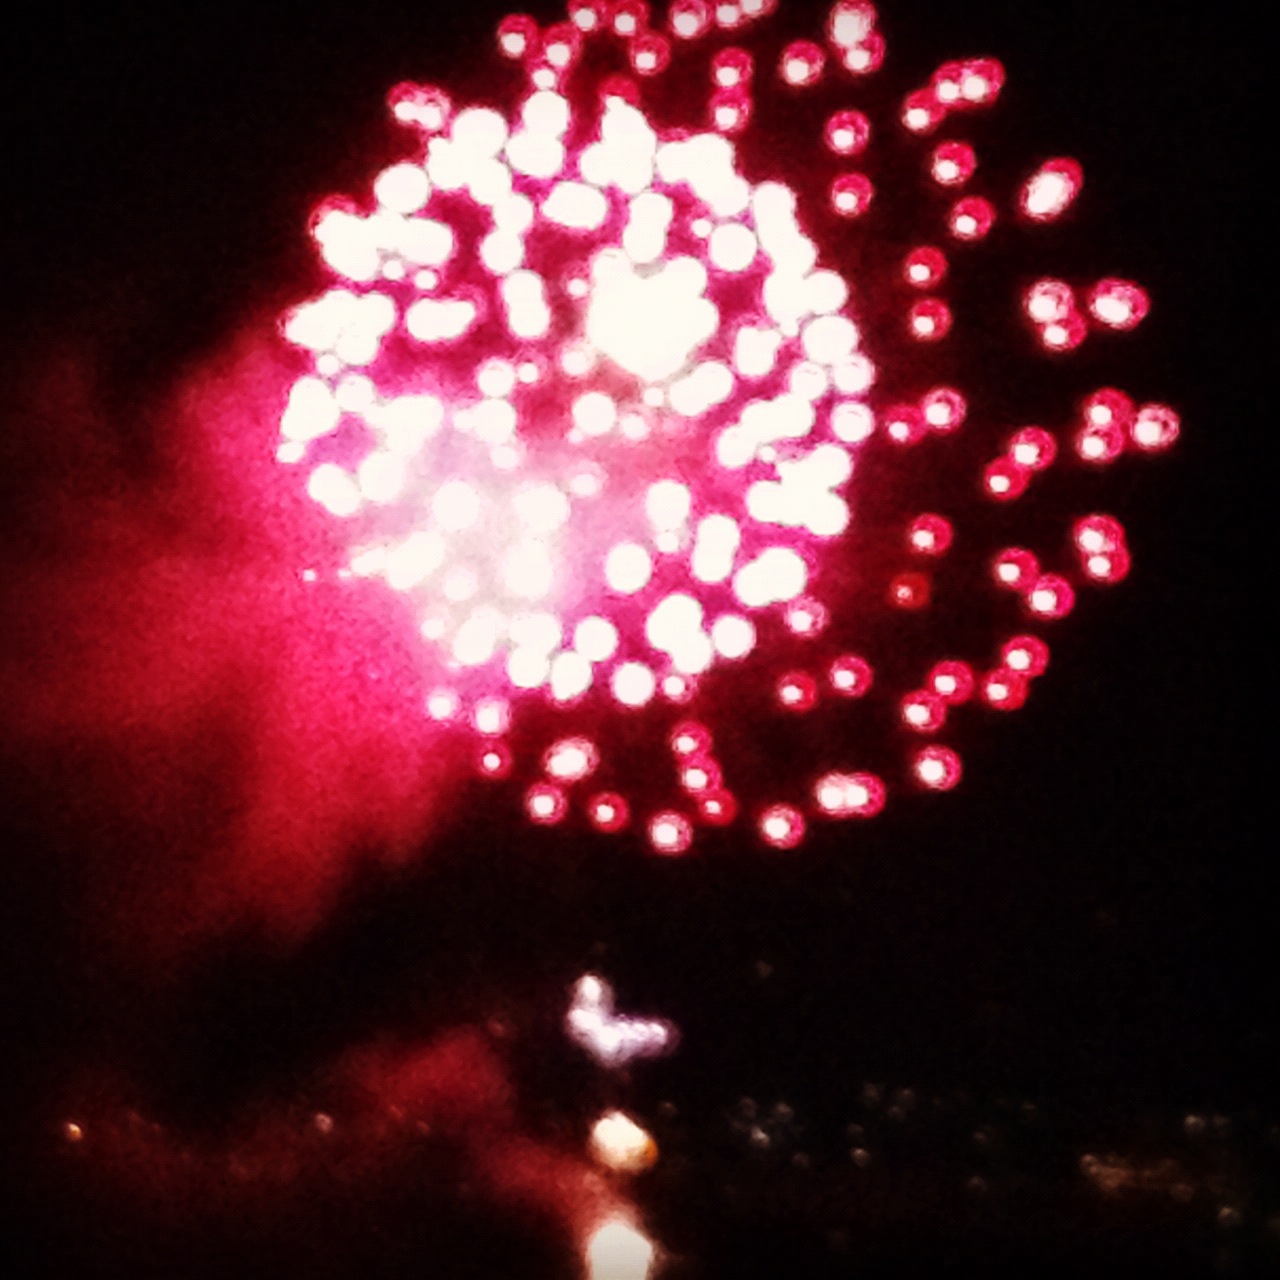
590, 1111, 660, 1173
277, 0, 1178, 854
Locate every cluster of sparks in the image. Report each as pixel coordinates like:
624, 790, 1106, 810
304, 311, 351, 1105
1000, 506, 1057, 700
276, 0, 1178, 867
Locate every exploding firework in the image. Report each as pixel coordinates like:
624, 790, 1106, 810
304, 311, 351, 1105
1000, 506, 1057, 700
274, 0, 1176, 858
0, 2, 1212, 1277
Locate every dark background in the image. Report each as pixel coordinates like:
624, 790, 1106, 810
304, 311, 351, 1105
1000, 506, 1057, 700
1, 1, 1272, 1275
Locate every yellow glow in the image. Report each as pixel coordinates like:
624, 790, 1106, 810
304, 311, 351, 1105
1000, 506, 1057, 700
590, 1112, 659, 1173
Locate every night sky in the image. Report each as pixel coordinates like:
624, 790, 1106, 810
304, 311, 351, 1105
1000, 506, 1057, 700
0, 1, 1272, 1276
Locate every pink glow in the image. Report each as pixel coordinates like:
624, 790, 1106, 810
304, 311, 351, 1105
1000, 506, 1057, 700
890, 573, 931, 610
831, 172, 875, 216
1087, 278, 1150, 331
1082, 545, 1132, 585
671, 720, 713, 756
824, 109, 872, 155
930, 141, 977, 187
588, 792, 631, 832
814, 771, 886, 818
478, 742, 514, 778
928, 661, 976, 705
710, 85, 753, 132
611, 1, 650, 38
785, 599, 829, 636
545, 736, 600, 782
1073, 515, 1128, 556
903, 89, 946, 135
527, 782, 570, 824
1020, 158, 1084, 222
904, 246, 948, 289
984, 458, 1032, 502
993, 549, 1041, 591
259, 0, 1178, 854
884, 403, 928, 445
1041, 311, 1089, 352
901, 690, 947, 733
921, 386, 967, 432
829, 655, 874, 698
826, 0, 877, 51
697, 790, 739, 825
1084, 388, 1137, 431
981, 668, 1030, 712
497, 14, 541, 59
1073, 515, 1131, 585
648, 811, 694, 855
839, 30, 884, 74
629, 31, 672, 75
1076, 419, 1127, 465
1001, 635, 1051, 679
1024, 278, 1077, 325
669, 0, 711, 38
777, 672, 818, 712
1009, 427, 1058, 471
569, 0, 606, 31
949, 196, 996, 242
780, 39, 826, 86
1133, 403, 1181, 451
759, 803, 806, 848
1025, 574, 1076, 621
908, 298, 953, 341
712, 47, 754, 85
680, 759, 722, 793
908, 514, 954, 556
914, 745, 963, 791
388, 82, 451, 131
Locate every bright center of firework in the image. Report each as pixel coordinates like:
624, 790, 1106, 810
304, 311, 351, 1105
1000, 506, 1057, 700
281, 88, 867, 708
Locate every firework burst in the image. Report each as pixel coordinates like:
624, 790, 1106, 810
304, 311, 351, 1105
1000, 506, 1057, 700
276, 0, 1177, 859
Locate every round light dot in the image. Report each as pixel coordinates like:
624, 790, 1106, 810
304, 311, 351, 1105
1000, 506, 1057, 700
890, 573, 931, 610
649, 811, 694, 855
909, 298, 952, 341
904, 246, 948, 289
931, 141, 977, 187
759, 804, 806, 849
605, 543, 654, 594
477, 743, 513, 778
777, 672, 818, 712
829, 655, 873, 697
1026, 574, 1076, 621
901, 691, 947, 733
545, 737, 599, 782
613, 662, 657, 707
780, 40, 824, 86
824, 109, 870, 156
588, 792, 630, 833
928, 661, 976, 705
831, 173, 874, 217
1001, 635, 1051, 678
526, 783, 568, 825
982, 669, 1030, 712
914, 747, 962, 791
993, 548, 1040, 591
908, 514, 954, 556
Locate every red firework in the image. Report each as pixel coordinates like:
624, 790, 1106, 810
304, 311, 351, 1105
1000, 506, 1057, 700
274, 0, 1177, 863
